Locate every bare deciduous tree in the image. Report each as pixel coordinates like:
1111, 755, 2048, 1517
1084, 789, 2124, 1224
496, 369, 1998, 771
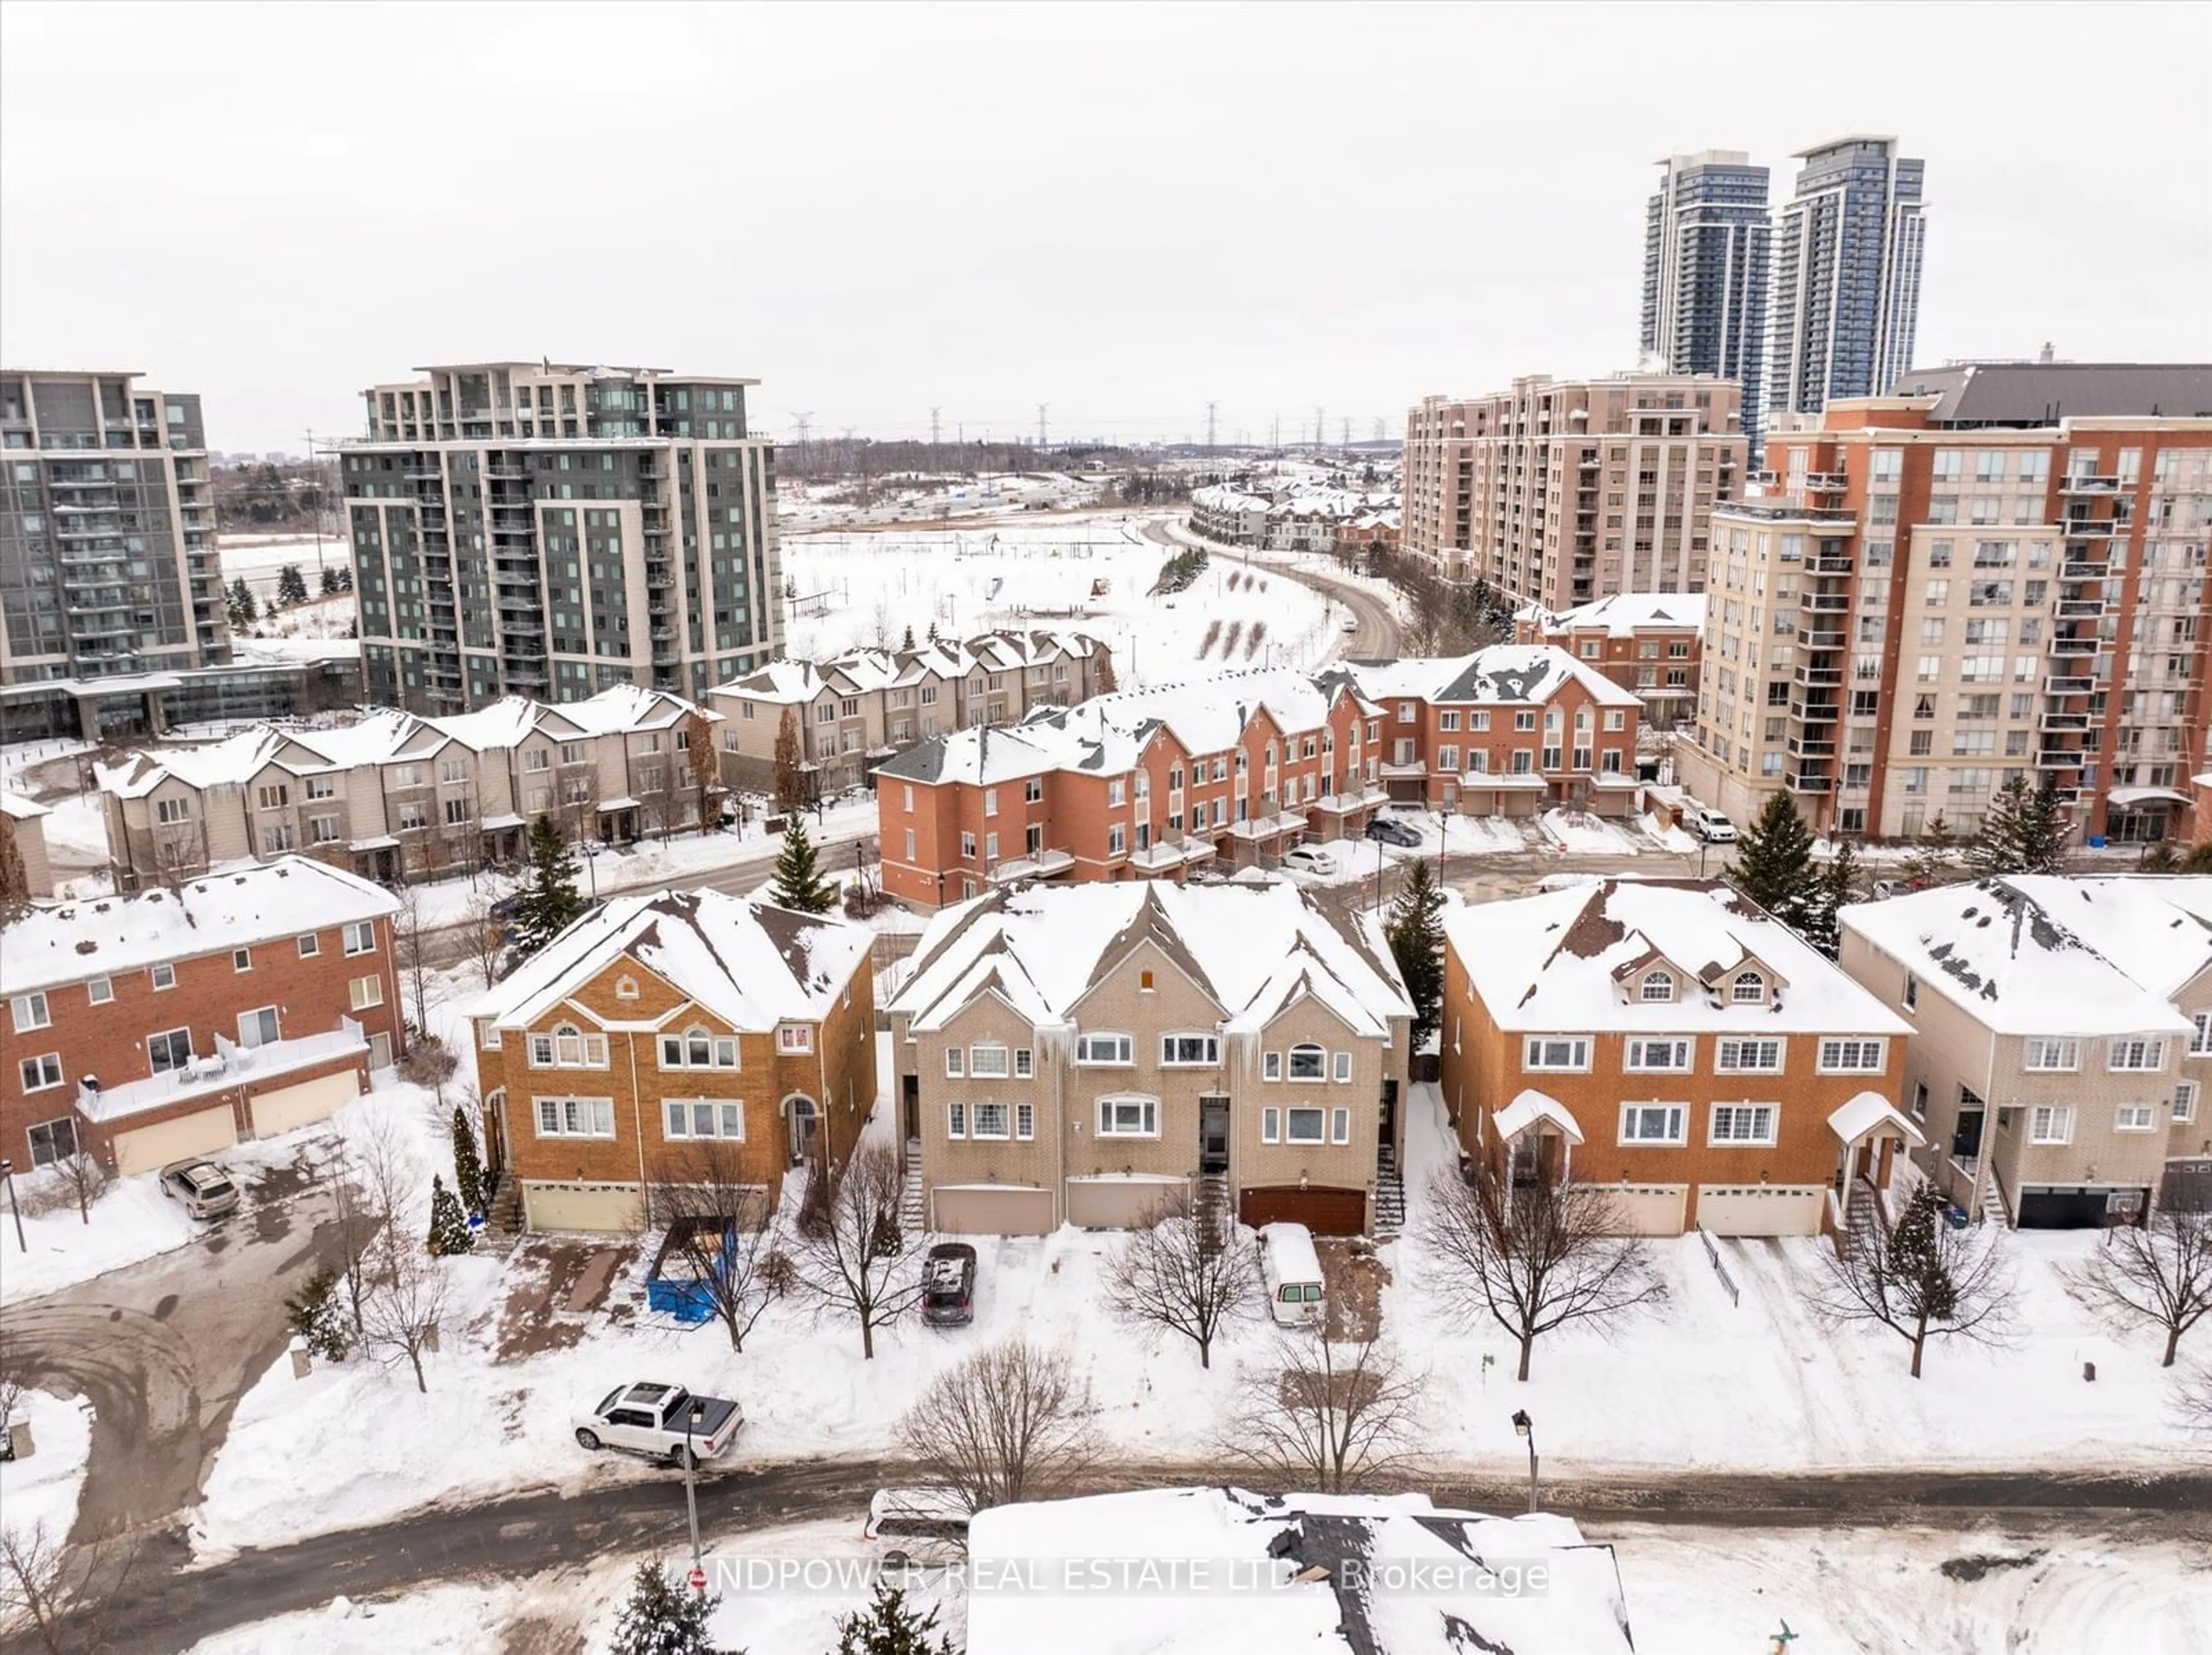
1815, 1181, 2016, 1378
648, 1140, 779, 1352
1422, 1163, 1666, 1381
791, 1142, 924, 1359
2176, 1362, 2212, 1433
390, 878, 434, 1032
685, 709, 721, 836
1221, 1331, 1426, 1493
1105, 1193, 1257, 1370
327, 1111, 412, 1331
0, 1519, 140, 1655
360, 1243, 449, 1394
897, 1338, 1099, 1512
2065, 1207, 2212, 1368
47, 1150, 108, 1227
459, 889, 505, 990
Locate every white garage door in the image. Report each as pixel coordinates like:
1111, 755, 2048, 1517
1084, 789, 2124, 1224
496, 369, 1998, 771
249, 1069, 361, 1139
932, 1185, 1054, 1236
1694, 1183, 1825, 1237
1605, 1184, 1688, 1236
522, 1181, 640, 1233
112, 1105, 239, 1177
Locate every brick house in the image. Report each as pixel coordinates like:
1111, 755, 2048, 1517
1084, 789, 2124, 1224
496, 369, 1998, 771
1440, 878, 1915, 1239
886, 880, 1413, 1237
1511, 592, 1704, 729
466, 888, 877, 1233
2, 857, 403, 1176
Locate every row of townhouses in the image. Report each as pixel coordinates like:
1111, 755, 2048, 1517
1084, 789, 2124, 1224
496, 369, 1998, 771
1189, 482, 1400, 555
870, 645, 1643, 909
1510, 591, 1705, 727
97, 683, 717, 888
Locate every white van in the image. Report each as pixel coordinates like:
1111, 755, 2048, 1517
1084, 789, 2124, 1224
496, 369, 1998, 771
865, 1487, 970, 1571
1259, 1222, 1326, 1327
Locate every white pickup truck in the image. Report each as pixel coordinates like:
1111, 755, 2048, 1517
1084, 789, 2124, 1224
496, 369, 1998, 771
573, 1381, 744, 1467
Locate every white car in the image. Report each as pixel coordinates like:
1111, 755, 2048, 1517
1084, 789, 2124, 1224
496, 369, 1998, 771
1340, 616, 1359, 633
1280, 846, 1337, 876
574, 1381, 744, 1467
1691, 808, 1737, 844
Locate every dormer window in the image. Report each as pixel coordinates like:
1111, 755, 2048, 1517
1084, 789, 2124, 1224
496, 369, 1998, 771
1639, 970, 1674, 1002
1730, 972, 1766, 1004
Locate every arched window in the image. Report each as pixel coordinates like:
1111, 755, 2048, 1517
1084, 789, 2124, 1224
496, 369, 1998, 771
1288, 1043, 1326, 1081
1641, 970, 1674, 1002
1732, 971, 1766, 1003
660, 1025, 737, 1069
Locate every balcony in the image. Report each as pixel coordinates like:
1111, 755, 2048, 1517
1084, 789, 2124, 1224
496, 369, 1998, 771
1787, 736, 1837, 759
2051, 635, 2100, 657
77, 1020, 367, 1126
2060, 475, 2123, 494
2057, 599, 2107, 620
1798, 592, 1851, 614
1226, 809, 1312, 843
2039, 712, 2091, 733
1800, 628, 1846, 650
986, 846, 1077, 884
1786, 771, 1835, 794
2062, 520, 2122, 540
2060, 561, 2108, 580
2044, 675, 2096, 695
1126, 835, 1218, 872
1794, 666, 1843, 688
1808, 553, 1855, 575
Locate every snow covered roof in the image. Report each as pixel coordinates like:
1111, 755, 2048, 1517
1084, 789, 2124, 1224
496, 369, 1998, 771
873, 725, 1066, 786
965, 1486, 1635, 1655
1, 791, 51, 822
889, 880, 1411, 1038
468, 887, 873, 1032
1532, 591, 1707, 637
1830, 1090, 1926, 1146
1333, 644, 1640, 709
1495, 1088, 1585, 1143
1035, 666, 1375, 760
1451, 878, 1910, 1035
714, 630, 1104, 705
1, 857, 399, 995
555, 682, 714, 736
1842, 878, 2203, 1033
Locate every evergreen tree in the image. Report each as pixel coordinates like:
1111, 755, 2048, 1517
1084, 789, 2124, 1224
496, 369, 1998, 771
832, 1581, 954, 1655
426, 1175, 474, 1256
276, 563, 309, 606
1384, 857, 1447, 1048
1969, 775, 2067, 877
285, 1265, 353, 1361
514, 816, 590, 955
770, 817, 837, 914
450, 1105, 487, 1217
772, 708, 806, 816
228, 577, 259, 628
608, 1561, 724, 1655
925, 620, 940, 645
1094, 646, 1119, 695
1902, 815, 1958, 890
320, 566, 344, 596
1730, 793, 1820, 929
336, 563, 354, 593
1802, 838, 1863, 960
900, 623, 916, 652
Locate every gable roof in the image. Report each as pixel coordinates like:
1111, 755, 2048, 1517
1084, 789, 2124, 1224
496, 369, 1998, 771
888, 880, 1411, 1038
1331, 643, 1641, 708
1452, 877, 1908, 1035
466, 887, 872, 1032
1528, 591, 1707, 637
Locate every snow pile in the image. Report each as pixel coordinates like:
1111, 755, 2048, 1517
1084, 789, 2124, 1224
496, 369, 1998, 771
0, 1389, 93, 1545
1640, 812, 1699, 853
1538, 809, 1640, 856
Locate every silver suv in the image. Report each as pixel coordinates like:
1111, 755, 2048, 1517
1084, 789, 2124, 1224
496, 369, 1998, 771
159, 1160, 240, 1220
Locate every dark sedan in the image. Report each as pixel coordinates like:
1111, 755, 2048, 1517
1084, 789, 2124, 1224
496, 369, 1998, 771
921, 1242, 977, 1327
1365, 816, 1424, 849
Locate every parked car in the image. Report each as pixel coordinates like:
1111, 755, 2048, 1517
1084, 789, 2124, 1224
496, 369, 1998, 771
865, 1487, 971, 1571
1365, 816, 1423, 849
921, 1242, 978, 1327
1691, 808, 1737, 844
1340, 616, 1359, 633
573, 1381, 744, 1467
158, 1159, 239, 1221
1259, 1222, 1326, 1327
1280, 846, 1337, 876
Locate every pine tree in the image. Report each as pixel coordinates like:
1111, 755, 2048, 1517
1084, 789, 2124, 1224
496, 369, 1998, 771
1094, 646, 1119, 695
925, 620, 940, 646
900, 623, 916, 652
228, 578, 259, 628
770, 817, 837, 914
1384, 857, 1447, 1048
320, 566, 344, 596
1903, 815, 1958, 890
1969, 776, 2066, 877
1730, 793, 1820, 929
608, 1561, 724, 1655
450, 1105, 486, 1217
514, 815, 590, 955
772, 708, 805, 816
1803, 838, 1863, 960
277, 563, 309, 606
833, 1581, 954, 1655
426, 1175, 474, 1256
285, 1265, 353, 1361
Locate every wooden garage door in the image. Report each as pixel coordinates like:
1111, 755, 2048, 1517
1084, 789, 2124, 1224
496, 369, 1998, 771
932, 1186, 1054, 1236
1066, 1177, 1187, 1229
522, 1181, 639, 1233
1238, 1185, 1366, 1237
249, 1069, 361, 1139
112, 1105, 239, 1177
1694, 1184, 1824, 1237
1605, 1184, 1688, 1236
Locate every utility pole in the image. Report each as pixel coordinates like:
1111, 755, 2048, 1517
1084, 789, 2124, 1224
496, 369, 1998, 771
1315, 406, 1326, 452
930, 407, 942, 446
1340, 416, 1352, 448
304, 428, 325, 574
1205, 401, 1218, 453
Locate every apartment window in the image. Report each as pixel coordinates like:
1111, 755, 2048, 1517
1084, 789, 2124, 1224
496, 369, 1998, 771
1817, 1039, 1887, 1074
1263, 1051, 1282, 1081
343, 921, 376, 956
660, 1027, 740, 1069
156, 797, 191, 825
86, 976, 112, 1005
1076, 1032, 1132, 1066
904, 829, 916, 859
349, 974, 382, 1010
2024, 1037, 2079, 1072
147, 1027, 194, 1071
944, 1046, 965, 1078
257, 783, 290, 811
1025, 778, 1043, 804
18, 1052, 62, 1093
1522, 1036, 1591, 1071
9, 991, 51, 1032
532, 1023, 607, 1067
1715, 1039, 1782, 1073
1108, 779, 1126, 807
24, 1117, 78, 1168
1729, 971, 1766, 1003
1285, 1107, 1325, 1143
946, 1101, 967, 1139
536, 1097, 615, 1139
984, 788, 998, 817
2173, 1081, 2199, 1124
971, 1102, 1010, 1140
1709, 1104, 1777, 1145
1016, 1101, 1035, 1139
1097, 1096, 1158, 1137
150, 963, 176, 991
1638, 971, 1674, 1002
237, 1006, 279, 1048
1440, 710, 1460, 732
960, 831, 976, 859
1624, 1038, 1691, 1072
2114, 1105, 2158, 1133
664, 1100, 745, 1141
1619, 1103, 1687, 1144
1108, 824, 1126, 856
1261, 1107, 1281, 1143
969, 1043, 1012, 1078
2029, 1105, 2073, 1145
2109, 1038, 2167, 1072
2192, 1013, 2212, 1056
1161, 1033, 1220, 1066
231, 948, 252, 973
776, 1024, 812, 1055
1902, 974, 1919, 1011
1514, 710, 1536, 732
1287, 1043, 1326, 1081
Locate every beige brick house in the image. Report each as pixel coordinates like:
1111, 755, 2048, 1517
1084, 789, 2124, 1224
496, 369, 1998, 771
885, 880, 1414, 1237
1841, 876, 2212, 1228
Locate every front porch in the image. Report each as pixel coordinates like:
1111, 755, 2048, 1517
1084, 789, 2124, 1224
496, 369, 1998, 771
1827, 1090, 1927, 1253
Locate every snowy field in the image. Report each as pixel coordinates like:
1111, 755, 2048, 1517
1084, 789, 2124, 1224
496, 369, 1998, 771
216, 532, 349, 600
781, 517, 1341, 686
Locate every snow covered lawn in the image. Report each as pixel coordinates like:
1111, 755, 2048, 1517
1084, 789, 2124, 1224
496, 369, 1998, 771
0, 1387, 93, 1546
183, 1583, 525, 1655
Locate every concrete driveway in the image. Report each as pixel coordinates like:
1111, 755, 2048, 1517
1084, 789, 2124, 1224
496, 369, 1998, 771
0, 1159, 349, 1544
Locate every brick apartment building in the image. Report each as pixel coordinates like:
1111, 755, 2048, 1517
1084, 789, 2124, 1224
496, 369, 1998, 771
1402, 372, 1745, 606
467, 888, 876, 1232
2, 857, 402, 1176
1441, 878, 1915, 1240
1677, 363, 2212, 843
1512, 592, 1704, 728
872, 647, 1642, 908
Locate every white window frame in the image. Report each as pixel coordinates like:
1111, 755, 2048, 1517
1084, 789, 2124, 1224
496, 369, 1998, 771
2173, 1081, 2198, 1123
536, 1096, 616, 1139
1261, 1106, 1281, 1143
2023, 1037, 2080, 1073
1729, 972, 1766, 1003
1619, 1103, 1687, 1145
1709, 1103, 1778, 1146
1332, 1050, 1351, 1083
1639, 971, 1674, 1002
1715, 1038, 1783, 1074
9, 991, 51, 1032
944, 1046, 965, 1078
1282, 1105, 1325, 1144
150, 963, 176, 991
1014, 1047, 1033, 1078
18, 1052, 63, 1093
946, 1101, 967, 1139
2029, 1104, 2073, 1145
1263, 1051, 1282, 1081
661, 1027, 740, 1070
971, 1101, 1011, 1140
1329, 1107, 1351, 1145
1287, 1043, 1327, 1082
664, 1099, 745, 1141
1075, 1031, 1133, 1066
2113, 1104, 2158, 1133
343, 920, 376, 956
350, 974, 382, 1011
1096, 1095, 1159, 1138
2193, 1012, 2212, 1056
86, 975, 112, 1006
1016, 1102, 1035, 1140
969, 1043, 1012, 1078
236, 1005, 280, 1048
2109, 1037, 2168, 1073
1522, 1036, 1592, 1073
1817, 1038, 1887, 1074
1160, 1033, 1221, 1067
1623, 1037, 1691, 1073
296, 933, 320, 958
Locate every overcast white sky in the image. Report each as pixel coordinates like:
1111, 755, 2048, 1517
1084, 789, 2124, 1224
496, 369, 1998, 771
4, 1, 2208, 455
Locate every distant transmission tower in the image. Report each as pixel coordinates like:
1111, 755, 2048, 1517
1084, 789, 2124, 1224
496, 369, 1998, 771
1340, 416, 1352, 448
1313, 406, 1325, 449
930, 406, 942, 446
1036, 404, 1048, 449
1205, 401, 1218, 452
1271, 414, 1281, 450
793, 411, 815, 444
1371, 416, 1387, 440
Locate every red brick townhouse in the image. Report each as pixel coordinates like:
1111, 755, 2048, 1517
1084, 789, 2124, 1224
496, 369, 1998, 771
872, 645, 1644, 910
1512, 592, 1705, 728
467, 888, 876, 1232
1, 857, 403, 1176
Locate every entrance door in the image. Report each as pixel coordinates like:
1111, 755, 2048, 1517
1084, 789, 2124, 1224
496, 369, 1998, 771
787, 1097, 819, 1165
1378, 1080, 1398, 1153
1199, 1096, 1229, 1173
902, 1075, 919, 1145
1952, 1110, 1984, 1161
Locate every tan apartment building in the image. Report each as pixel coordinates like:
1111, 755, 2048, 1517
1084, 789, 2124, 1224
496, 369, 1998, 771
886, 881, 1413, 1237
1841, 875, 2212, 1228
1402, 373, 1745, 607
1512, 592, 1704, 728
1677, 363, 2212, 843
709, 630, 1110, 797
97, 683, 718, 888
1440, 878, 1916, 1240
467, 888, 876, 1232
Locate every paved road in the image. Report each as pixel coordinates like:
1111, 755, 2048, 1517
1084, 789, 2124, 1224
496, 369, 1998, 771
37, 1453, 2211, 1654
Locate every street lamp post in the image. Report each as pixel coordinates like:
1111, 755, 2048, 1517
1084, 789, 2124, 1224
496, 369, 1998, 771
1511, 1410, 1539, 1514
0, 1159, 24, 1252
683, 1400, 706, 1579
